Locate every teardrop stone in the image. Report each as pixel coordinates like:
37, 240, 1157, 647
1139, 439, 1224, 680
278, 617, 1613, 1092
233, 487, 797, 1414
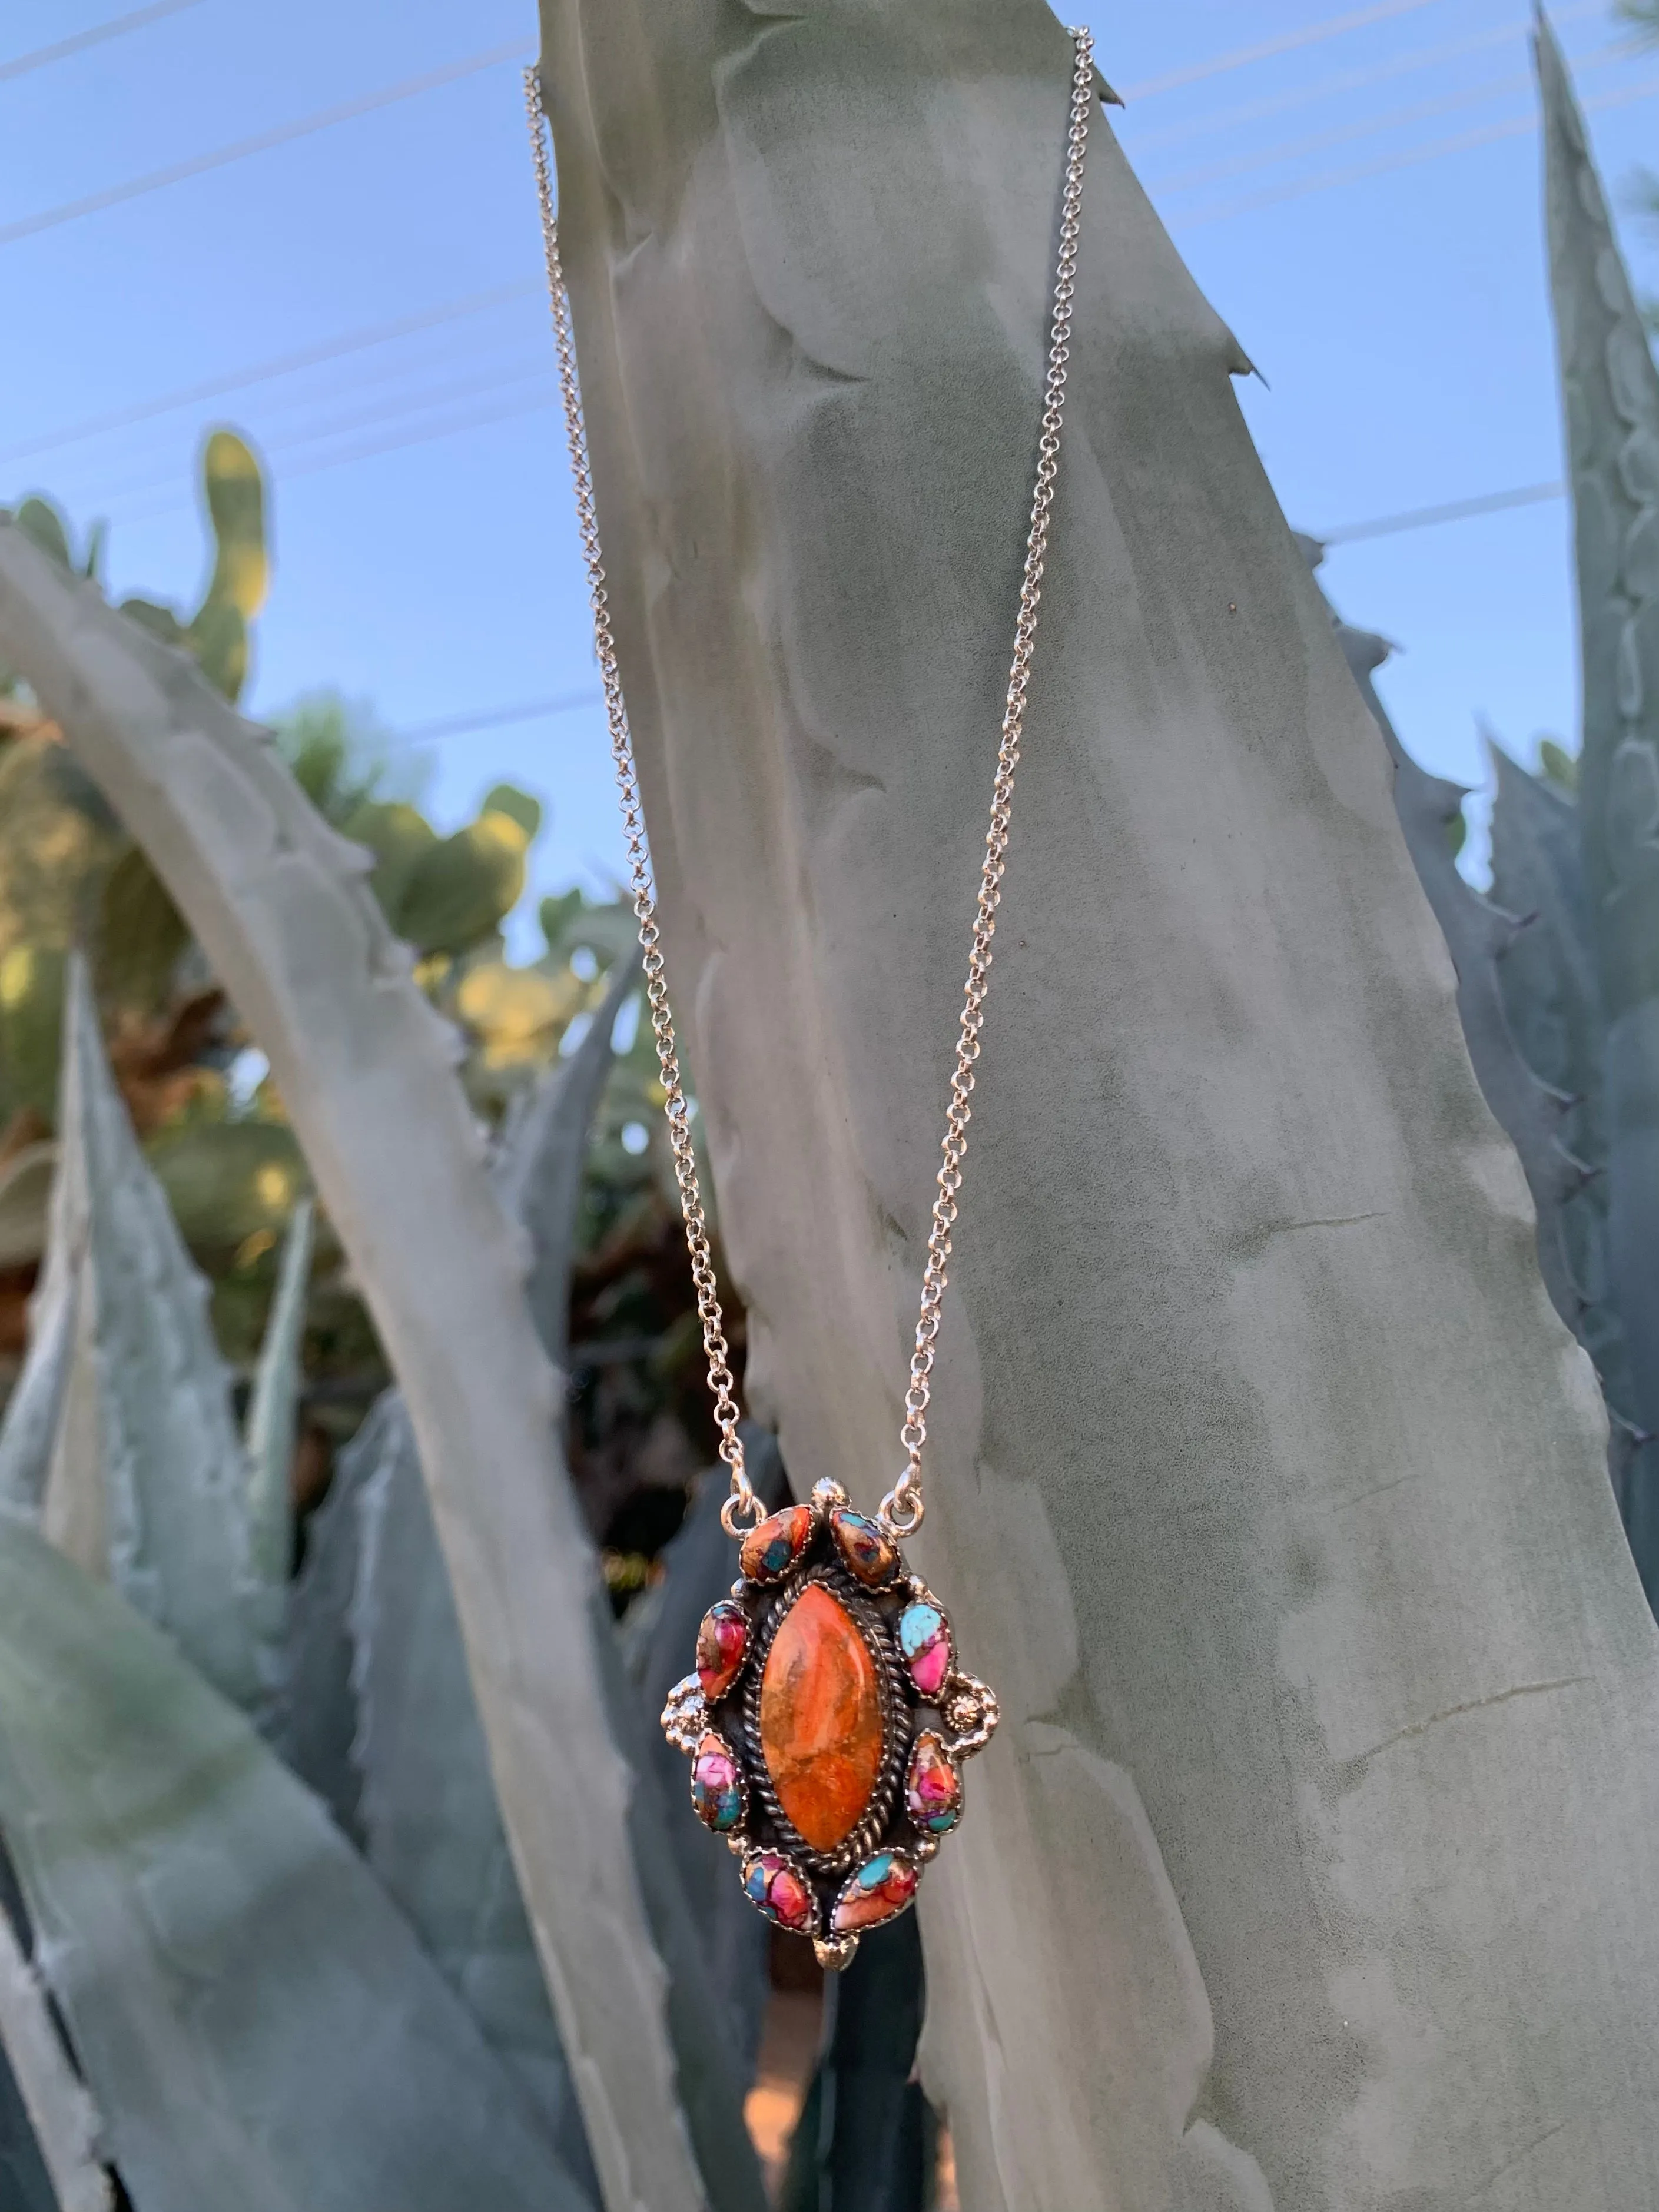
828, 1507, 898, 1587
690, 1733, 744, 1833
897, 1600, 952, 1700
905, 1731, 962, 1836
830, 1851, 918, 1936
742, 1851, 815, 1934
759, 1582, 885, 1851
695, 1601, 749, 1703
739, 1504, 815, 1586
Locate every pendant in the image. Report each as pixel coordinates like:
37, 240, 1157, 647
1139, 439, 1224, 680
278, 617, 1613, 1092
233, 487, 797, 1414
661, 1477, 998, 1969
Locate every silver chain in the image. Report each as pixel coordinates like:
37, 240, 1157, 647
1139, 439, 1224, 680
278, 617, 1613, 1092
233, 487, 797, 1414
525, 31, 1095, 1539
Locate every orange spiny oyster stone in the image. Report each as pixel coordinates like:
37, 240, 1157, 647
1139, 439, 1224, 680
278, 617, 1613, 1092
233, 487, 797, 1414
739, 1504, 815, 1586
759, 1582, 885, 1852
827, 1506, 898, 1587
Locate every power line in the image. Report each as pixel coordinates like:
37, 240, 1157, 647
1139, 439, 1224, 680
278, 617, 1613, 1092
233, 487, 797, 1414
0, 283, 536, 468
34, 351, 557, 516
1148, 36, 1624, 198
1317, 480, 1565, 544
0, 0, 205, 85
114, 385, 562, 529
393, 690, 605, 746
0, 35, 531, 252
1173, 66, 1659, 229
1122, 0, 1604, 156
1122, 0, 1452, 102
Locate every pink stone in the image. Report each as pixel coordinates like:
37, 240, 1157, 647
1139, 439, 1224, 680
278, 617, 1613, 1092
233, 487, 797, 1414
909, 1638, 950, 1699
743, 1850, 817, 1935
905, 1731, 961, 1836
690, 1733, 743, 1834
830, 1852, 918, 1936
695, 1601, 749, 1703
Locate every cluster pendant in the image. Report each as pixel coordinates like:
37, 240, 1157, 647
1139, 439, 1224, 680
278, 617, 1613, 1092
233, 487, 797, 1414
662, 1479, 998, 1968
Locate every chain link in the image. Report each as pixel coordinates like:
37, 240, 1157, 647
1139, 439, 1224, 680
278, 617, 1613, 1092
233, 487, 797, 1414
525, 31, 1095, 1542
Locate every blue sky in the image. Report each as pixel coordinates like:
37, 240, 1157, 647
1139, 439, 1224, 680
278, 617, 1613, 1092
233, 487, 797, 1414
4, 0, 1655, 945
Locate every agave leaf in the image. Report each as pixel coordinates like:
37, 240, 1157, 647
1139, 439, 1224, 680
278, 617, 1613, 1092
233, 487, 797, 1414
1485, 743, 1635, 1406
0, 487, 749, 2212
1487, 740, 1598, 1117
285, 955, 767, 2207
348, 1393, 600, 2193
1300, 545, 1587, 1335
0, 1514, 595, 2212
244, 1197, 314, 1595
38, 957, 266, 1710
277, 1392, 390, 1842
0, 2049, 68, 2212
0, 1877, 109, 2212
1537, 17, 1659, 1603
495, 948, 641, 1366
779, 1914, 929, 2212
0, 1143, 77, 1523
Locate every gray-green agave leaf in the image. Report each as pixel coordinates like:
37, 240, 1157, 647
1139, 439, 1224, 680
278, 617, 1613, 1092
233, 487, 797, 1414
0, 1516, 594, 2212
348, 1392, 600, 2193
34, 956, 273, 1710
286, 962, 767, 2211
1538, 13, 1659, 1491
244, 1196, 314, 1598
0, 1872, 109, 2212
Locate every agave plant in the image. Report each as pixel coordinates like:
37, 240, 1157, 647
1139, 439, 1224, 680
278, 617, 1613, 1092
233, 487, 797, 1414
1312, 16, 1659, 1611
0, 934, 771, 2208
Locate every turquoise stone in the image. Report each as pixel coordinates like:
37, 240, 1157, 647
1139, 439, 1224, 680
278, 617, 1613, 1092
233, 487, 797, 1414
830, 1849, 919, 1935
897, 1601, 951, 1699
898, 1603, 943, 1659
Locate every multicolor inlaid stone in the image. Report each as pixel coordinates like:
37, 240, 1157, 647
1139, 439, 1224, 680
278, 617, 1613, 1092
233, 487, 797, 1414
742, 1851, 816, 1935
897, 1599, 953, 1701
760, 1582, 885, 1851
739, 1504, 815, 1586
695, 1600, 749, 1703
828, 1506, 899, 1587
830, 1851, 918, 1936
905, 1731, 962, 1837
690, 1732, 744, 1834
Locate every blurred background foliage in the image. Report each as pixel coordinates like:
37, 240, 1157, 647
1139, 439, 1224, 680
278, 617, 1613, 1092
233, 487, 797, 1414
0, 430, 740, 1582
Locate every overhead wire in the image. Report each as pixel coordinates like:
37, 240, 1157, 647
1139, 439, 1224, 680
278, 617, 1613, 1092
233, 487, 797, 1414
1146, 35, 1626, 197
0, 35, 531, 251
0, 282, 537, 469
0, 0, 205, 85
1122, 0, 1604, 156
1317, 480, 1566, 544
1120, 0, 1455, 102
393, 690, 605, 745
1174, 62, 1659, 228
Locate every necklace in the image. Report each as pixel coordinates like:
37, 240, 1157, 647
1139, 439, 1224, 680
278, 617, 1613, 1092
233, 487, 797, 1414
527, 27, 1096, 1969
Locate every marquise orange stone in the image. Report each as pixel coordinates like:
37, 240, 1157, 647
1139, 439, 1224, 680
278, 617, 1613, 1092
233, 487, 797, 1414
759, 1583, 885, 1852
